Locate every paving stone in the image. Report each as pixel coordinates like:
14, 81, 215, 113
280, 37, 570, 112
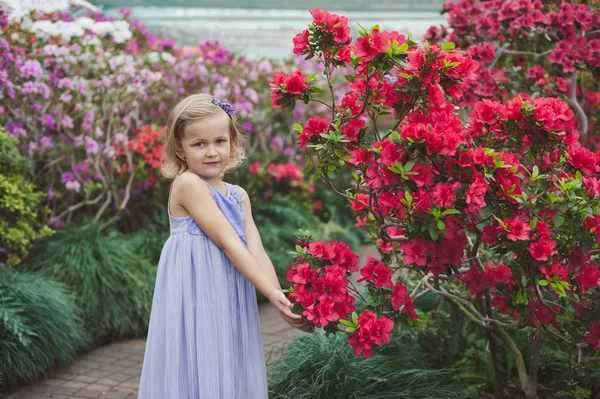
98, 391, 132, 399
73, 375, 99, 384
113, 360, 138, 368
51, 385, 81, 395
95, 379, 119, 387
72, 388, 104, 398
86, 384, 111, 392
106, 374, 130, 383
86, 370, 114, 379
63, 381, 88, 389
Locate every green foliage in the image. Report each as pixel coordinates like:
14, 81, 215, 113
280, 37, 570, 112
267, 331, 474, 399
254, 195, 321, 298
0, 129, 53, 267
412, 297, 600, 396
22, 219, 157, 343
254, 193, 363, 303
125, 213, 170, 265
0, 269, 89, 389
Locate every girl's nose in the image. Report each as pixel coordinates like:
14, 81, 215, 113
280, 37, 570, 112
207, 147, 218, 157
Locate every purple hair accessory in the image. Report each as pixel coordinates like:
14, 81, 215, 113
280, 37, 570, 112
212, 97, 235, 117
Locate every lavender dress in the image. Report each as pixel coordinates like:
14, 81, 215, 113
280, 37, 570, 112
138, 179, 268, 399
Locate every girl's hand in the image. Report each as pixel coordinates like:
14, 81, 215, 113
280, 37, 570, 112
267, 290, 313, 333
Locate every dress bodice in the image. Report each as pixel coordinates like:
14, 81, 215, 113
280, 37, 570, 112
167, 180, 246, 243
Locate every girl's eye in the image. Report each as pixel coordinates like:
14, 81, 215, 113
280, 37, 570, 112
217, 139, 226, 144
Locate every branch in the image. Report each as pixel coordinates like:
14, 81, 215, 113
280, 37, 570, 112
488, 45, 552, 69
53, 191, 107, 222
310, 98, 334, 110
565, 71, 589, 139
422, 278, 521, 329
503, 49, 553, 57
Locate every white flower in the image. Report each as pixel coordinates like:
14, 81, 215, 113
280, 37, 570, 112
148, 52, 160, 63
161, 52, 176, 65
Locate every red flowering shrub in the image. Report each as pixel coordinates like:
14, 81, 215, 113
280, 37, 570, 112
114, 124, 164, 192
425, 0, 600, 146
280, 9, 600, 398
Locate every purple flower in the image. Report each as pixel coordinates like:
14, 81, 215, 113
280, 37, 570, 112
6, 122, 26, 138
40, 136, 54, 148
47, 187, 54, 201
270, 136, 284, 150
61, 172, 75, 184
62, 116, 74, 129
20, 59, 43, 79
242, 121, 253, 131
74, 135, 84, 147
57, 78, 74, 90
85, 137, 100, 155
43, 114, 55, 129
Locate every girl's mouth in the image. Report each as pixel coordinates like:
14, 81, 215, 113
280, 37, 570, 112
205, 161, 220, 166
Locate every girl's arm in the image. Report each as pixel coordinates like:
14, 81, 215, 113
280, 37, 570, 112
239, 188, 281, 290
240, 186, 310, 331
172, 173, 281, 302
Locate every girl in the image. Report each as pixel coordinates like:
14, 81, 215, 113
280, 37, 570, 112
138, 94, 310, 398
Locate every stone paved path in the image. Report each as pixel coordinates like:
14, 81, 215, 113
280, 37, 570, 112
4, 245, 377, 399
4, 303, 306, 399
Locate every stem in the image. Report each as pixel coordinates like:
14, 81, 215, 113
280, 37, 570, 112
492, 325, 538, 399
529, 334, 542, 390
565, 71, 589, 139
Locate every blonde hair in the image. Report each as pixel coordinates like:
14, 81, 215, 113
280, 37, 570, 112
161, 93, 246, 179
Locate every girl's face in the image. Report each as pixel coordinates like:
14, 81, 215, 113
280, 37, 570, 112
180, 111, 232, 183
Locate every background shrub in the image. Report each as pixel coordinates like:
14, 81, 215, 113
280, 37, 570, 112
0, 269, 89, 389
267, 331, 475, 399
0, 129, 53, 268
23, 220, 157, 343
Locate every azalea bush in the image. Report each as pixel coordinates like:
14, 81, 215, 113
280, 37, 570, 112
276, 9, 600, 398
425, 0, 600, 146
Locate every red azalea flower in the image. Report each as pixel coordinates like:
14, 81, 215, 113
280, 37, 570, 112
357, 257, 394, 288
285, 70, 309, 94
390, 282, 418, 320
292, 29, 310, 56
341, 119, 365, 142
503, 216, 531, 241
585, 321, 600, 350
347, 310, 394, 358
401, 238, 434, 267
530, 237, 557, 261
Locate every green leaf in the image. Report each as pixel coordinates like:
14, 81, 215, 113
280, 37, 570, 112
437, 220, 445, 231
339, 319, 355, 327
554, 215, 565, 228
293, 123, 303, 133
538, 279, 549, 286
428, 225, 439, 241
440, 209, 461, 216
521, 274, 527, 287
441, 42, 456, 51
352, 311, 358, 325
